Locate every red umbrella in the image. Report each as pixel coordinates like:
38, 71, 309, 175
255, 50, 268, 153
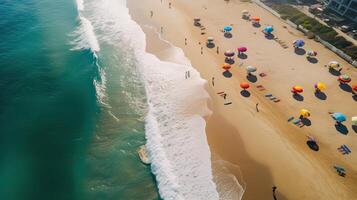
291, 86, 303, 93
240, 82, 250, 90
222, 63, 231, 70
338, 75, 351, 84
237, 47, 247, 53
352, 84, 357, 93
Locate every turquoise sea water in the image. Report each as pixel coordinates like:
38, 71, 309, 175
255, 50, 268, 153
0, 0, 158, 199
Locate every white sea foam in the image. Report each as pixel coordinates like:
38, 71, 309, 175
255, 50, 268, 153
69, 16, 100, 52
76, 0, 84, 11
75, 0, 243, 199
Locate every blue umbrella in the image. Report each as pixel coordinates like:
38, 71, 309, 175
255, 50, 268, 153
264, 26, 274, 33
293, 39, 305, 48
224, 26, 232, 32
332, 113, 347, 122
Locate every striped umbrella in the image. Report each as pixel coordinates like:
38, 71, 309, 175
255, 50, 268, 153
338, 75, 351, 84
307, 50, 317, 57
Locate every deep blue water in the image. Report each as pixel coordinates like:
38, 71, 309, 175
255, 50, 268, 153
0, 0, 158, 199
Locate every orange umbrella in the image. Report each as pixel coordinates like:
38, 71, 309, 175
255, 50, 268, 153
292, 85, 303, 93
251, 16, 260, 21
222, 63, 231, 70
240, 82, 250, 90
352, 84, 357, 93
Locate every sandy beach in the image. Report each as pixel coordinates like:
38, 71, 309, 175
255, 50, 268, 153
128, 0, 357, 199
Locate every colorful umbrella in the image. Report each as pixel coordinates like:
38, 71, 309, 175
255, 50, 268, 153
240, 82, 250, 89
292, 85, 303, 93
352, 84, 357, 93
293, 39, 305, 48
224, 26, 232, 32
338, 75, 351, 83
251, 16, 260, 21
222, 63, 231, 70
307, 50, 317, 57
314, 82, 326, 91
332, 113, 346, 123
328, 61, 340, 68
224, 50, 235, 57
237, 47, 247, 53
246, 66, 257, 73
263, 26, 274, 34
352, 116, 357, 126
300, 109, 311, 118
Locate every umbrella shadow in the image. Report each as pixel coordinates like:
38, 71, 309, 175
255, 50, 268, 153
335, 123, 349, 135
247, 74, 257, 83
222, 70, 232, 78
242, 15, 249, 20
353, 95, 357, 101
206, 43, 215, 48
339, 83, 352, 93
265, 33, 275, 40
352, 125, 357, 133
253, 23, 261, 28
315, 92, 327, 100
224, 32, 232, 38
225, 58, 235, 64
301, 118, 312, 126
307, 57, 318, 64
294, 48, 306, 55
240, 90, 251, 97
293, 93, 304, 101
306, 141, 319, 151
238, 53, 248, 59
328, 68, 341, 76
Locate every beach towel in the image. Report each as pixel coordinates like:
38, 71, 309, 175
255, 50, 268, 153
287, 116, 294, 122
273, 99, 281, 103
265, 94, 273, 97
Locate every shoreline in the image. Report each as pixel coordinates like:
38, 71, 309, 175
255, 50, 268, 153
128, 0, 357, 199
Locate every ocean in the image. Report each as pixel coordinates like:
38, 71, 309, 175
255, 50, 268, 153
0, 0, 243, 199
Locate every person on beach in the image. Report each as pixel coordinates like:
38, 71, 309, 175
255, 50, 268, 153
185, 38, 187, 45
212, 77, 215, 87
150, 10, 153, 18
216, 46, 219, 54
169, 2, 171, 8
188, 70, 190, 78
160, 26, 163, 34
256, 103, 259, 112
201, 47, 203, 55
272, 186, 277, 200
223, 93, 227, 100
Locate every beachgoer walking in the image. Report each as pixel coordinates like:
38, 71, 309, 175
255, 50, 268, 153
185, 38, 187, 45
150, 10, 153, 17
223, 93, 227, 100
216, 46, 219, 54
272, 186, 277, 200
169, 2, 171, 8
212, 77, 215, 87
201, 47, 203, 55
160, 26, 163, 34
256, 103, 259, 112
187, 70, 190, 78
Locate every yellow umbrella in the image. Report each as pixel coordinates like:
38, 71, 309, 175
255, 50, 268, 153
352, 116, 357, 126
315, 82, 326, 91
328, 61, 340, 69
300, 109, 311, 118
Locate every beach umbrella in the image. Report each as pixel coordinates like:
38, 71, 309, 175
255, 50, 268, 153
251, 16, 260, 22
307, 50, 317, 57
207, 37, 214, 42
224, 26, 232, 32
224, 50, 235, 57
338, 74, 351, 84
292, 85, 303, 93
240, 82, 250, 90
352, 84, 357, 93
263, 26, 274, 34
222, 63, 231, 70
332, 112, 347, 123
246, 66, 257, 73
314, 82, 326, 91
300, 109, 311, 118
293, 39, 305, 48
237, 47, 247, 53
328, 61, 340, 69
352, 116, 357, 126
194, 17, 201, 22
242, 10, 249, 15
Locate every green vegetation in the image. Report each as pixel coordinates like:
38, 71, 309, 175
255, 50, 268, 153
271, 4, 357, 59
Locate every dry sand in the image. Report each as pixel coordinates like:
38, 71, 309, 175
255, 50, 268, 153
128, 0, 357, 199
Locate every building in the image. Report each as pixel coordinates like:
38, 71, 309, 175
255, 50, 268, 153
324, 0, 357, 22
